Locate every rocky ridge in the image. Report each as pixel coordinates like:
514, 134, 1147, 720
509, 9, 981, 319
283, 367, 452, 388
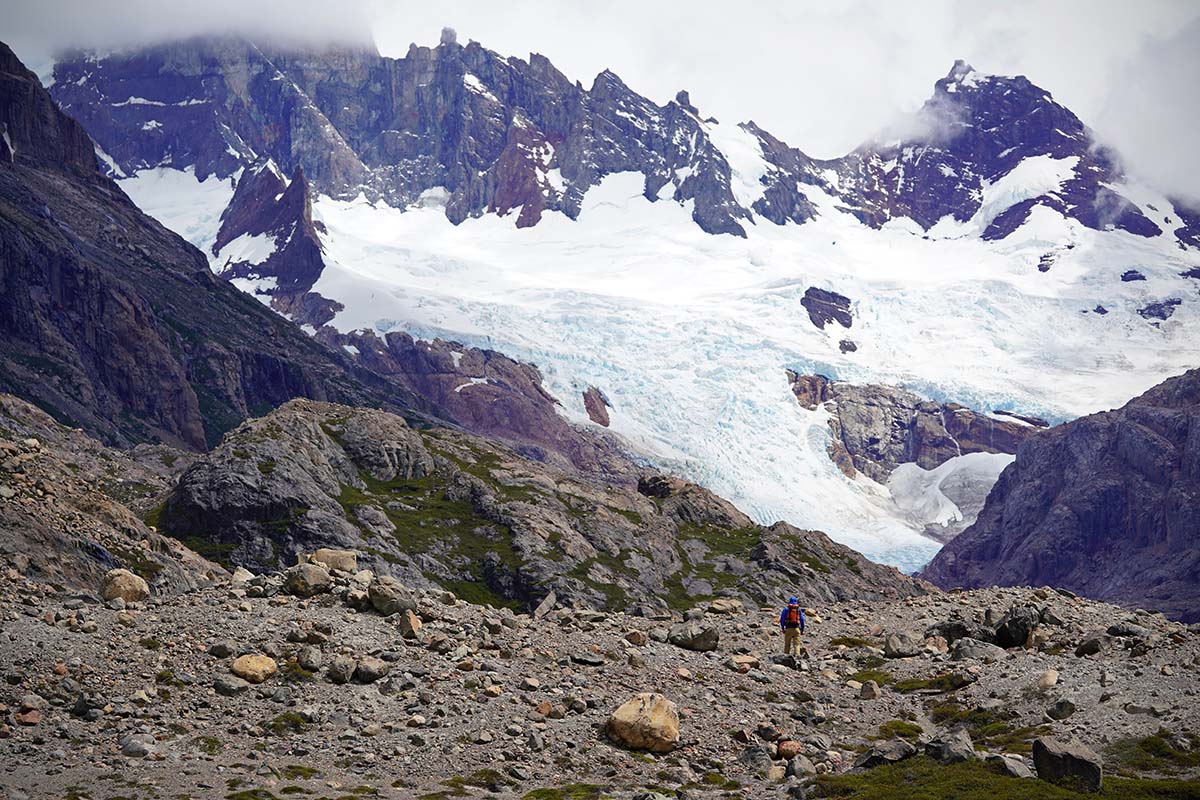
923, 367, 1200, 623
1, 555, 1197, 798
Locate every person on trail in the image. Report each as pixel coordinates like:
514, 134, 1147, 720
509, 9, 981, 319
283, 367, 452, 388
780, 597, 805, 656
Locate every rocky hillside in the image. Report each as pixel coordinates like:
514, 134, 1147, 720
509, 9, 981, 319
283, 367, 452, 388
0, 41, 431, 451
922, 368, 1200, 622
0, 393, 220, 594
155, 399, 921, 613
2, 553, 1197, 798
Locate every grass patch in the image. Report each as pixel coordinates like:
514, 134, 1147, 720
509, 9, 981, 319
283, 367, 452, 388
281, 661, 316, 683
193, 735, 222, 755
280, 765, 321, 781
811, 757, 1200, 799
849, 669, 894, 686
1105, 731, 1200, 776
892, 673, 973, 694
927, 698, 1050, 754
139, 637, 163, 650
262, 712, 307, 737
873, 719, 923, 742
258, 460, 276, 475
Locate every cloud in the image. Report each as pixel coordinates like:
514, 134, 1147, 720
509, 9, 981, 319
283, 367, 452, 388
1093, 20, 1200, 205
1, 0, 1196, 201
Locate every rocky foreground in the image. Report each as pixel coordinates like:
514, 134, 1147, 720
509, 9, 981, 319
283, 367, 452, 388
2, 553, 1198, 799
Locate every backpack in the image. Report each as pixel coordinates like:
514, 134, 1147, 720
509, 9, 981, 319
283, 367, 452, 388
785, 606, 801, 627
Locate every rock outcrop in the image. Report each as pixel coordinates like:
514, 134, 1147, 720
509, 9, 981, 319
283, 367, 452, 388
922, 368, 1200, 622
156, 399, 926, 611
788, 371, 1042, 483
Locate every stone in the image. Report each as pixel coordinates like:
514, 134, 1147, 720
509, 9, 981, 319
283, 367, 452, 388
624, 630, 648, 646
853, 739, 917, 770
100, 569, 149, 603
737, 745, 776, 778
787, 754, 818, 777
883, 632, 921, 658
859, 680, 881, 700
533, 591, 556, 618
327, 656, 356, 685
777, 739, 803, 759
708, 598, 742, 614
925, 729, 976, 764
1033, 738, 1102, 792
1046, 699, 1076, 721
987, 753, 1035, 779
369, 576, 417, 616
120, 733, 157, 758
209, 639, 237, 658
1108, 622, 1151, 639
1075, 635, 1113, 657
994, 605, 1041, 648
297, 646, 323, 672
1037, 669, 1059, 690
308, 548, 357, 573
399, 609, 422, 638
667, 621, 719, 652
353, 657, 390, 684
285, 563, 331, 597
952, 637, 1006, 663
605, 693, 680, 752
231, 654, 277, 684
214, 675, 250, 696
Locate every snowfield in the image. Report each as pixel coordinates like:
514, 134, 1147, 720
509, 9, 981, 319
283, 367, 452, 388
119, 166, 1200, 572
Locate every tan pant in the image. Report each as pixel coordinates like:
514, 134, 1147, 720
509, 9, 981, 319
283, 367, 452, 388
783, 628, 802, 656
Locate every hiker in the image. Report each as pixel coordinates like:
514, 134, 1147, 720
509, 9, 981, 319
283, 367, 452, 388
779, 597, 805, 656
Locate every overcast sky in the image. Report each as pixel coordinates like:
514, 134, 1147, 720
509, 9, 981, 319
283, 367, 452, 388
4, 0, 1198, 200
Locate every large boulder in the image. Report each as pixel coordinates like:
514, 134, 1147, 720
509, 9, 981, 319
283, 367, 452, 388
926, 729, 976, 764
100, 569, 149, 603
667, 621, 719, 652
1032, 737, 1103, 793
605, 693, 680, 752
369, 576, 417, 616
308, 548, 358, 573
994, 605, 1040, 648
285, 563, 332, 597
952, 637, 1006, 663
231, 654, 277, 684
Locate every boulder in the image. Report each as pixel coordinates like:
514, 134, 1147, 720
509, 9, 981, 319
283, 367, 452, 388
399, 609, 423, 638
852, 738, 917, 770
1033, 737, 1102, 793
1046, 699, 1076, 721
352, 656, 390, 684
100, 569, 149, 603
859, 680, 882, 700
285, 563, 332, 597
327, 656, 356, 685
667, 621, 719, 652
994, 605, 1040, 648
925, 729, 976, 764
297, 646, 323, 672
952, 637, 1006, 663
1075, 634, 1114, 657
214, 675, 249, 696
737, 745, 776, 778
883, 632, 921, 658
1107, 622, 1151, 639
987, 753, 1035, 779
230, 654, 277, 684
1036, 669, 1059, 690
308, 548, 358, 573
369, 576, 417, 616
605, 693, 680, 752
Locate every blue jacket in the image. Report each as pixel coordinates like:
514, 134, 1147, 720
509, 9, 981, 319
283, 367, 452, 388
780, 605, 805, 631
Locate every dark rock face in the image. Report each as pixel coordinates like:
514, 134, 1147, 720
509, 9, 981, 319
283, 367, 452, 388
52, 37, 757, 236
800, 288, 853, 330
212, 160, 326, 295
1032, 738, 1103, 793
50, 42, 1182, 248
786, 372, 1039, 483
922, 368, 1200, 622
818, 60, 1160, 241
582, 386, 611, 427
159, 399, 927, 610
0, 42, 426, 450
